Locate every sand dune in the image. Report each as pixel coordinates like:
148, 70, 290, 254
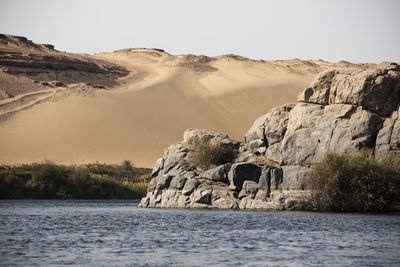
0, 37, 373, 167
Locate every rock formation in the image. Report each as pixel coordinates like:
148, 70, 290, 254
140, 62, 400, 211
0, 34, 128, 121
0, 34, 127, 79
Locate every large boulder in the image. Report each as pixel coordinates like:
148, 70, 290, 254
202, 163, 231, 183
183, 128, 240, 151
298, 63, 400, 116
245, 103, 295, 155
279, 103, 383, 165
247, 102, 383, 167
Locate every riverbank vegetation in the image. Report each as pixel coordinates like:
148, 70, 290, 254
309, 151, 400, 212
0, 161, 151, 199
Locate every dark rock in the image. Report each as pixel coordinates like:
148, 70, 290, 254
52, 81, 65, 87
40, 81, 52, 87
228, 163, 262, 191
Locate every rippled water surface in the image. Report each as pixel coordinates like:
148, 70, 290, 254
1, 200, 400, 266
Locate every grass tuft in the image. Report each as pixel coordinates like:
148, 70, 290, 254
190, 139, 237, 169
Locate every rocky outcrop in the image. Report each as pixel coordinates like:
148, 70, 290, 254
140, 128, 315, 210
247, 63, 399, 162
298, 63, 400, 116
0, 34, 128, 79
140, 63, 400, 211
0, 34, 129, 120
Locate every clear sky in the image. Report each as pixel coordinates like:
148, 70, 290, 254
0, 0, 399, 63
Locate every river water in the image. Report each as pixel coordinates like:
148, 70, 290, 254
0, 200, 399, 266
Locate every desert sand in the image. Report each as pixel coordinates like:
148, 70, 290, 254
0, 35, 373, 167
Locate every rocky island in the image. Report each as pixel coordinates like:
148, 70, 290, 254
140, 62, 400, 211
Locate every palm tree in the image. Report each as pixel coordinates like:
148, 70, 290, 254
122, 160, 133, 171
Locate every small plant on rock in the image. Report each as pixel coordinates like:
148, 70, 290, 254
190, 138, 237, 169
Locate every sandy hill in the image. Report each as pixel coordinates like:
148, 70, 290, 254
0, 35, 373, 167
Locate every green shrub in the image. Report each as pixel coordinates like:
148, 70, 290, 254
26, 163, 69, 198
1, 174, 28, 198
190, 139, 237, 169
85, 162, 114, 175
0, 162, 151, 199
309, 151, 400, 212
70, 167, 93, 198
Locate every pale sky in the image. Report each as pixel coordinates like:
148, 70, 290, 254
0, 0, 399, 63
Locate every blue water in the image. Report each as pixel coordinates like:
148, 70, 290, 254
0, 200, 399, 266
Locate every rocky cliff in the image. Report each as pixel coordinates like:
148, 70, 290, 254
0, 34, 128, 121
139, 62, 400, 210
0, 34, 127, 80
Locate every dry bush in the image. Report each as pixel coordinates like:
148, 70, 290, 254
190, 139, 237, 169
